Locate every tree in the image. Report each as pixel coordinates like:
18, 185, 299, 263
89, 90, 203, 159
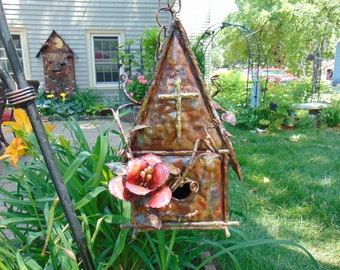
216, 0, 340, 76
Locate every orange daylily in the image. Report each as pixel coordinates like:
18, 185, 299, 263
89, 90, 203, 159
0, 137, 28, 167
0, 108, 56, 167
44, 123, 56, 133
2, 108, 32, 135
2, 108, 55, 135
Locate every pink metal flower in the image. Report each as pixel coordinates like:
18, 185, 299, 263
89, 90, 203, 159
108, 154, 171, 208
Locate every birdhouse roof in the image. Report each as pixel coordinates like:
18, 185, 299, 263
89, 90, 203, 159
36, 30, 74, 57
130, 18, 228, 153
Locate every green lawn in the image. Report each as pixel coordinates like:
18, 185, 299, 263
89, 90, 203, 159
227, 126, 340, 269
1, 118, 339, 269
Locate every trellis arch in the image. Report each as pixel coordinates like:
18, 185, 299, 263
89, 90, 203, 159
193, 22, 263, 108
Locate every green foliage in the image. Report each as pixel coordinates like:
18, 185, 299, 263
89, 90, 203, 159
141, 27, 160, 76
116, 27, 159, 79
320, 98, 340, 128
36, 89, 105, 119
222, 0, 340, 75
212, 70, 255, 129
192, 37, 207, 77
212, 70, 247, 109
212, 71, 338, 130
0, 117, 321, 269
0, 118, 126, 269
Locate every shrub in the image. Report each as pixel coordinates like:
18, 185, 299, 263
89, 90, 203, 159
320, 98, 340, 127
36, 89, 103, 119
212, 70, 247, 110
125, 74, 149, 101
212, 72, 338, 130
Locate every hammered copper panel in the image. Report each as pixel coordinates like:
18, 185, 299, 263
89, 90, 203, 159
131, 20, 223, 152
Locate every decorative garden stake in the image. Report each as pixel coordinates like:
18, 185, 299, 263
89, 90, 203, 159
109, 6, 242, 237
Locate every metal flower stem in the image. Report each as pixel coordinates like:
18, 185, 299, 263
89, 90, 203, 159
0, 2, 95, 269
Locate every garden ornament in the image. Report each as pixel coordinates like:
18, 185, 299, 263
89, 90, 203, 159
109, 5, 242, 238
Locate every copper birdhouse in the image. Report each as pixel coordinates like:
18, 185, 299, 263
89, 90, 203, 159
36, 30, 76, 96
110, 17, 242, 236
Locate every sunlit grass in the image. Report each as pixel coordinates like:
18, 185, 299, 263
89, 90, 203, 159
228, 126, 340, 269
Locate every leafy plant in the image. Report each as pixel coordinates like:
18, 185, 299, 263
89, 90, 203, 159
0, 117, 128, 269
36, 89, 102, 119
320, 98, 340, 128
211, 71, 339, 130
125, 74, 149, 101
115, 27, 159, 79
192, 36, 207, 77
141, 27, 160, 76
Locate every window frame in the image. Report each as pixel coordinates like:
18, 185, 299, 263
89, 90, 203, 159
0, 27, 31, 79
86, 29, 124, 89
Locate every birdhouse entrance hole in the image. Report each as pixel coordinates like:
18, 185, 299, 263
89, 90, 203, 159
172, 182, 192, 200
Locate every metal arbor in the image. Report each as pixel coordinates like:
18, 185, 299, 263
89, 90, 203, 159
193, 22, 262, 108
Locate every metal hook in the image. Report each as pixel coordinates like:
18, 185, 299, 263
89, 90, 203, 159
210, 74, 221, 98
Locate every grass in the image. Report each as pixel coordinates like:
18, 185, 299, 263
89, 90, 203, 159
227, 125, 340, 269
1, 117, 339, 269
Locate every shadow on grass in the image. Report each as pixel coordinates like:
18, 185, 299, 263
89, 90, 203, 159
225, 126, 340, 269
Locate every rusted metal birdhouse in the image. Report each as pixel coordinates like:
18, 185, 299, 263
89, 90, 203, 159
109, 15, 242, 236
36, 30, 76, 96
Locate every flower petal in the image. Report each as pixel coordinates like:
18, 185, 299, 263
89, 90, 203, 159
221, 111, 236, 126
142, 153, 162, 166
13, 108, 32, 133
125, 182, 152, 196
126, 158, 148, 184
148, 162, 169, 189
147, 186, 172, 208
108, 176, 136, 202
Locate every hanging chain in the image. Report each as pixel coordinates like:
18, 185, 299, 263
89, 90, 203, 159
156, 0, 181, 24
155, 0, 181, 58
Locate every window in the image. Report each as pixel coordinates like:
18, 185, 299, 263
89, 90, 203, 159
0, 28, 30, 78
0, 34, 24, 74
86, 28, 124, 89
86, 30, 124, 88
93, 36, 119, 84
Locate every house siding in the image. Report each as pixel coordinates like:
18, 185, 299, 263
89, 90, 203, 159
334, 41, 340, 85
179, 0, 211, 81
2, 0, 210, 96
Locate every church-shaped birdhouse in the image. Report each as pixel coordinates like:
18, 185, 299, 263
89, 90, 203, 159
109, 17, 242, 236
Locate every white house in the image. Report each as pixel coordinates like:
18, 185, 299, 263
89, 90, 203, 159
333, 41, 340, 86
1, 0, 211, 100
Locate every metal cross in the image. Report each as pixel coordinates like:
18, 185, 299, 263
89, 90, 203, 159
159, 77, 198, 138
